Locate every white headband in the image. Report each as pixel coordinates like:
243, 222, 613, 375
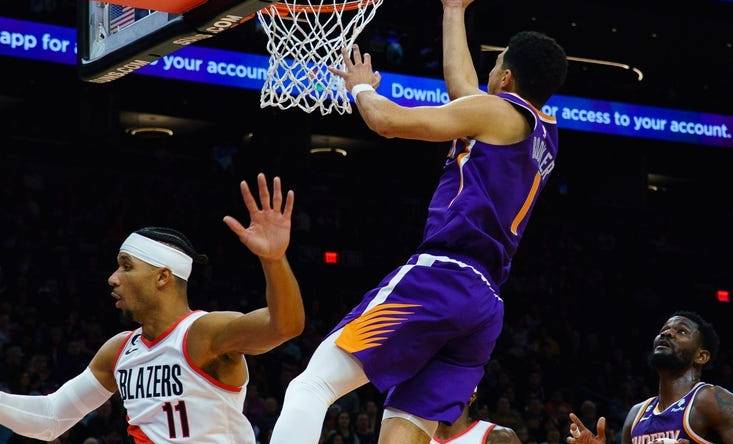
119, 233, 193, 281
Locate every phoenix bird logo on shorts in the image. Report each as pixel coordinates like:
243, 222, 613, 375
336, 303, 420, 353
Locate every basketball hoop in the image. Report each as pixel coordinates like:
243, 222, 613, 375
256, 0, 384, 115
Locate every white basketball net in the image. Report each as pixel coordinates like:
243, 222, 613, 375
256, 0, 384, 115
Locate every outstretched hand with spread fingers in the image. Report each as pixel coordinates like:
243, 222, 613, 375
328, 44, 382, 91
567, 413, 606, 444
223, 173, 295, 261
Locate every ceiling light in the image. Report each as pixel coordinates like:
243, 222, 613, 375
127, 127, 174, 137
481, 45, 644, 81
120, 112, 210, 135
310, 147, 347, 156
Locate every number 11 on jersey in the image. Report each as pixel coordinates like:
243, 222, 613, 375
162, 400, 190, 438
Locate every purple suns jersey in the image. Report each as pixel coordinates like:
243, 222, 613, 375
630, 382, 714, 444
417, 92, 558, 287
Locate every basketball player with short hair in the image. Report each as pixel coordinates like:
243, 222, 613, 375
0, 174, 304, 444
567, 312, 733, 444
432, 391, 520, 444
269, 0, 568, 443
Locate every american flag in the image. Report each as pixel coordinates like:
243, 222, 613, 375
109, 5, 136, 31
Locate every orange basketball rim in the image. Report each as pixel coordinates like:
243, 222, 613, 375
94, 0, 379, 15
263, 0, 381, 15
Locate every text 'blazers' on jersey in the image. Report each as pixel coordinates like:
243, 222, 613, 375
113, 310, 255, 444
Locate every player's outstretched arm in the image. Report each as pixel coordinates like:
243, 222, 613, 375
442, 0, 484, 100
0, 332, 125, 441
192, 174, 304, 357
330, 45, 524, 142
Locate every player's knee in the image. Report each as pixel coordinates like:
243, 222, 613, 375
382, 407, 438, 439
285, 372, 338, 405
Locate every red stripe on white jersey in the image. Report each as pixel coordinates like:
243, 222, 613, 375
128, 424, 155, 444
112, 331, 134, 370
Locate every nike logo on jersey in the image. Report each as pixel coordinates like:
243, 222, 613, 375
124, 334, 142, 355
117, 364, 184, 401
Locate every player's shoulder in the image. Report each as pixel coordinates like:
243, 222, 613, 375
693, 384, 733, 417
486, 423, 520, 444
188, 311, 242, 342
451, 93, 515, 113
192, 311, 241, 327
624, 398, 653, 428
187, 311, 246, 362
91, 331, 135, 370
87, 331, 135, 392
104, 330, 135, 354
451, 93, 530, 137
631, 398, 652, 411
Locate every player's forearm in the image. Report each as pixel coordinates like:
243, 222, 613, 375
0, 391, 61, 441
0, 368, 113, 441
443, 6, 479, 99
355, 91, 409, 139
260, 256, 305, 340
355, 92, 465, 142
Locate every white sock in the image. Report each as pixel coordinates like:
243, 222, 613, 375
269, 330, 369, 444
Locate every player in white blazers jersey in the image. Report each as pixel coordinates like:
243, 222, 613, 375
0, 173, 305, 444
431, 392, 520, 444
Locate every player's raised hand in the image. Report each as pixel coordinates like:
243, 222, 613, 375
329, 44, 381, 91
567, 413, 606, 444
223, 173, 294, 261
441, 0, 475, 8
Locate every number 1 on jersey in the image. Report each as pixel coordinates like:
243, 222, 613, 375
163, 400, 190, 438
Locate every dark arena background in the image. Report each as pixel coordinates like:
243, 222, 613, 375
0, 0, 732, 443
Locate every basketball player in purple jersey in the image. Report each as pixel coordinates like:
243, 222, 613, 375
269, 1, 567, 443
567, 312, 733, 444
